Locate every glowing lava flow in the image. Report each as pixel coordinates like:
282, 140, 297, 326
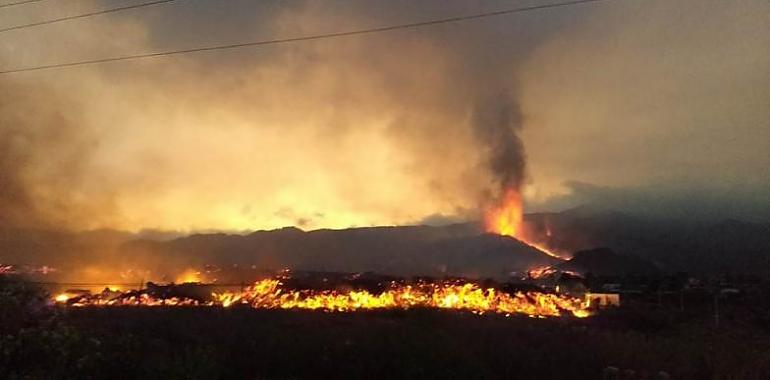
214, 280, 589, 317
54, 278, 591, 318
525, 242, 563, 260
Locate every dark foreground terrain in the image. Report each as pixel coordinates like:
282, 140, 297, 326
2, 284, 770, 380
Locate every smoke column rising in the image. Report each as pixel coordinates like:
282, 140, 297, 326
472, 92, 527, 194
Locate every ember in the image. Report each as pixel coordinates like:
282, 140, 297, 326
54, 277, 591, 318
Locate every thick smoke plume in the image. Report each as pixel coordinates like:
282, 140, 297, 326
472, 93, 526, 193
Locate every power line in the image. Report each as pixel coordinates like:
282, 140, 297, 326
0, 0, 179, 33
0, 0, 43, 10
0, 0, 609, 75
6, 280, 256, 287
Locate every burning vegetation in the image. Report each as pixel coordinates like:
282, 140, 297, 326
54, 276, 590, 318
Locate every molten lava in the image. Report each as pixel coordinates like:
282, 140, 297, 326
53, 277, 591, 318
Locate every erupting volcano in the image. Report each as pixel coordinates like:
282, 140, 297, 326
484, 188, 566, 260
485, 188, 524, 238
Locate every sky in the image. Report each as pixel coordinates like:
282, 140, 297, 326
0, 0, 768, 232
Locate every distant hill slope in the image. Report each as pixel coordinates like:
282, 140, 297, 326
120, 224, 559, 279
556, 247, 660, 276
3, 207, 769, 278
524, 207, 770, 275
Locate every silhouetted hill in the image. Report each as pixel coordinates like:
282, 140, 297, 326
557, 247, 660, 276
524, 207, 770, 274
119, 224, 557, 279
3, 209, 769, 278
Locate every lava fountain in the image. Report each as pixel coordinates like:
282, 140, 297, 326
485, 188, 566, 260
484, 188, 524, 237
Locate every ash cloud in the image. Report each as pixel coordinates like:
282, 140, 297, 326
0, 0, 549, 231
0, 0, 766, 235
0, 81, 109, 229
471, 92, 526, 192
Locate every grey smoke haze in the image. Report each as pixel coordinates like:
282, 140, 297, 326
516, 0, 770, 222
0, 0, 767, 232
0, 82, 114, 228
532, 181, 770, 223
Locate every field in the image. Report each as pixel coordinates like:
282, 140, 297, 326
3, 282, 770, 380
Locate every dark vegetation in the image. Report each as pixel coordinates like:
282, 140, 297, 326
2, 276, 770, 380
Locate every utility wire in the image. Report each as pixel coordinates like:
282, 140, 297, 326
0, 0, 43, 9
5, 280, 264, 287
0, 0, 608, 75
0, 0, 179, 33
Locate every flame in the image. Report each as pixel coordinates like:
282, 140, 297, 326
528, 266, 557, 279
527, 266, 583, 280
54, 277, 591, 318
54, 293, 70, 303
176, 269, 202, 283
